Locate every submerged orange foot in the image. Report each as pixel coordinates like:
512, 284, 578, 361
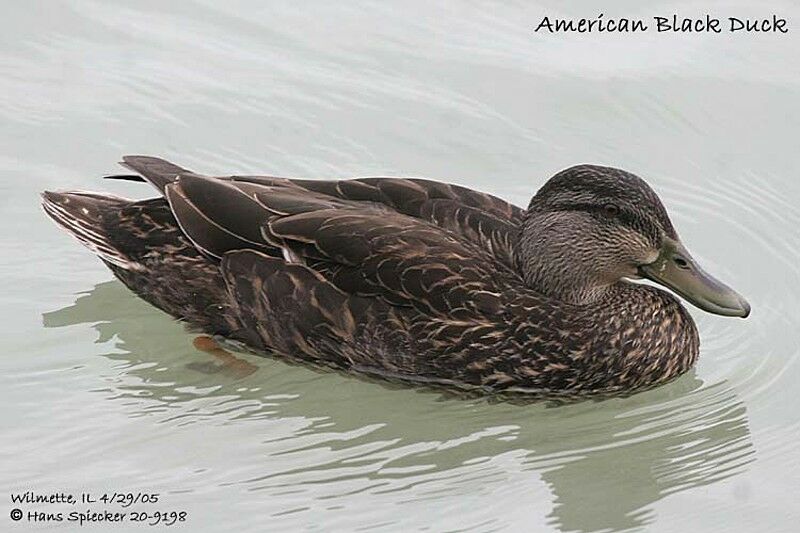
190, 335, 258, 379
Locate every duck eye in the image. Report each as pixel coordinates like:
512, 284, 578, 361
601, 204, 620, 218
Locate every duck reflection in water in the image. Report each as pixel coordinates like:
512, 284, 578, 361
44, 281, 754, 533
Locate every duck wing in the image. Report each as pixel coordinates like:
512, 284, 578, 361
163, 173, 515, 319
110, 155, 203, 194
234, 175, 524, 269
117, 156, 524, 268
263, 208, 513, 318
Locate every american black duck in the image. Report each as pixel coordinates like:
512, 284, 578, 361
42, 157, 749, 396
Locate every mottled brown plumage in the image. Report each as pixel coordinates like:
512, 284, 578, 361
42, 156, 749, 398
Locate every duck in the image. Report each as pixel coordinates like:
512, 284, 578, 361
42, 156, 750, 397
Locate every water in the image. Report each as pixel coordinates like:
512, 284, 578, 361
1, 1, 799, 531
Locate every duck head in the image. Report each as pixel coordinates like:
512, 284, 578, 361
516, 165, 750, 318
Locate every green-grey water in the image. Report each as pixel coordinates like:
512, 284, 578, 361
2, 1, 799, 531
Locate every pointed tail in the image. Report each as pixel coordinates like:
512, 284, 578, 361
41, 190, 143, 271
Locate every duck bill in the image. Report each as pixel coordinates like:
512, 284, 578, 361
638, 237, 750, 318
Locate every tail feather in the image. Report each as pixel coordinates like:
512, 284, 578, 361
41, 191, 143, 271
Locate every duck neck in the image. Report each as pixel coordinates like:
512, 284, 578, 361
515, 214, 615, 306
516, 257, 614, 305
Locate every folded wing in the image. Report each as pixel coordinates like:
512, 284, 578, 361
159, 172, 518, 319
119, 156, 523, 269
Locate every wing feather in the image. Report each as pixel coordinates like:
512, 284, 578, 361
120, 159, 525, 317
264, 207, 518, 317
121, 155, 197, 194
117, 158, 524, 268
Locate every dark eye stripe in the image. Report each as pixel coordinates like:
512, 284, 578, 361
553, 202, 657, 241
555, 202, 628, 219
